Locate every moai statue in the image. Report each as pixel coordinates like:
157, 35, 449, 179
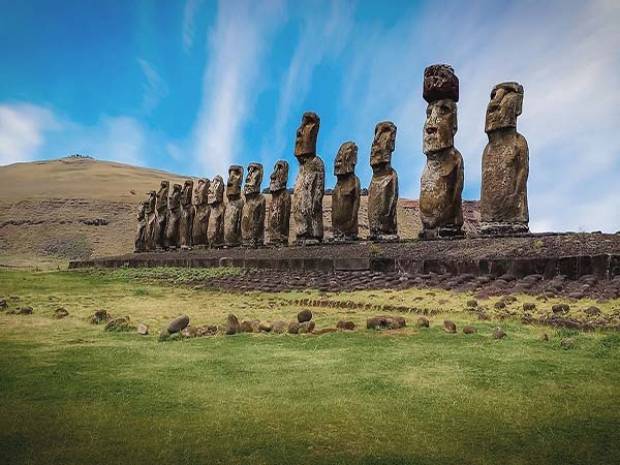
419, 64, 464, 239
267, 160, 291, 246
192, 178, 210, 248
241, 163, 266, 247
179, 180, 194, 249
292, 112, 325, 245
164, 184, 182, 248
207, 175, 225, 247
153, 180, 169, 249
480, 82, 529, 235
134, 201, 149, 253
332, 141, 361, 241
224, 165, 244, 247
368, 121, 399, 241
145, 190, 157, 250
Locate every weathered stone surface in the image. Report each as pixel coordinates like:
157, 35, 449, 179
336, 320, 356, 331
368, 121, 398, 241
314, 327, 338, 335
144, 190, 157, 250
419, 67, 464, 240
288, 321, 301, 334
241, 163, 266, 247
416, 316, 430, 328
552, 304, 570, 314
443, 320, 457, 333
271, 320, 288, 334
167, 314, 190, 333
105, 316, 131, 332
192, 178, 210, 247
297, 309, 313, 323
463, 325, 477, 334
259, 321, 272, 332
164, 184, 182, 248
137, 323, 149, 335
181, 326, 197, 338
153, 180, 169, 249
54, 307, 69, 319
493, 327, 507, 339
224, 165, 244, 247
0, 299, 7, 309
225, 313, 240, 335
332, 142, 361, 241
134, 201, 149, 252
367, 315, 406, 330
239, 320, 254, 333
523, 302, 536, 311
480, 82, 529, 235
10, 306, 33, 315
297, 321, 316, 334
89, 309, 110, 324
179, 180, 194, 249
267, 160, 291, 246
195, 325, 218, 337
584, 306, 601, 316
466, 300, 478, 308
207, 176, 225, 247
292, 112, 325, 245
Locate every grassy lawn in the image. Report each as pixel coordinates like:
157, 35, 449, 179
0, 268, 619, 465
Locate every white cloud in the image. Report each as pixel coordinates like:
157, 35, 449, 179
182, 0, 204, 52
138, 58, 169, 114
191, 0, 285, 176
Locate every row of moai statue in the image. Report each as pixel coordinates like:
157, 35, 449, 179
135, 63, 529, 251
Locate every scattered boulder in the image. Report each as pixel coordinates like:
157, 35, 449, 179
584, 306, 601, 317
53, 307, 69, 319
167, 314, 190, 334
336, 320, 356, 331
466, 300, 478, 308
493, 327, 507, 339
367, 315, 406, 330
137, 323, 149, 335
89, 309, 110, 325
8, 306, 33, 315
560, 338, 575, 349
104, 316, 131, 332
463, 325, 476, 335
195, 325, 218, 337
443, 320, 457, 333
258, 321, 272, 333
494, 301, 506, 310
271, 320, 287, 334
288, 321, 300, 334
477, 311, 490, 321
552, 304, 570, 314
297, 309, 313, 323
225, 314, 240, 335
416, 316, 430, 328
181, 326, 197, 338
0, 299, 7, 309
297, 321, 316, 334
239, 320, 254, 333
523, 302, 536, 311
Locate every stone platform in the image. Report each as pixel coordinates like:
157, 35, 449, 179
69, 233, 620, 280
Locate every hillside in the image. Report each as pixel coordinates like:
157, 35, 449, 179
0, 156, 480, 267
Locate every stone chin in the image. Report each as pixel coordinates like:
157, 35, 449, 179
485, 113, 517, 133
370, 152, 391, 168
423, 136, 453, 155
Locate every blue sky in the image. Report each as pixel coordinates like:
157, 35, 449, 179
1, 0, 619, 232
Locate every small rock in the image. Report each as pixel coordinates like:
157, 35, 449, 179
271, 320, 288, 334
492, 327, 507, 339
137, 323, 149, 335
297, 309, 313, 323
501, 295, 517, 304
314, 327, 337, 335
336, 320, 356, 331
523, 302, 536, 311
0, 299, 7, 309
158, 329, 171, 341
416, 316, 430, 328
584, 306, 601, 317
494, 301, 506, 310
463, 325, 476, 335
541, 333, 549, 341
258, 321, 272, 332
288, 321, 301, 334
560, 338, 575, 349
297, 321, 316, 334
89, 309, 110, 324
104, 316, 131, 332
466, 299, 478, 308
9, 306, 33, 315
239, 320, 254, 333
477, 311, 490, 321
552, 304, 570, 314
53, 307, 69, 319
195, 325, 218, 337
181, 326, 197, 338
225, 314, 240, 335
443, 320, 457, 334
167, 314, 190, 333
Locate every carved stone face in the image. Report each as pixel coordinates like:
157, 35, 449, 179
244, 163, 263, 195
294, 112, 320, 160
208, 176, 224, 205
485, 82, 523, 132
334, 141, 358, 176
226, 165, 243, 198
423, 64, 459, 103
423, 99, 457, 154
160, 180, 169, 190
370, 121, 396, 168
269, 160, 289, 192
181, 180, 193, 206
193, 178, 209, 206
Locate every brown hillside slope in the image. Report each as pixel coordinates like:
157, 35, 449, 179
0, 156, 479, 267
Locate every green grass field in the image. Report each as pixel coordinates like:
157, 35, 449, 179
0, 268, 619, 465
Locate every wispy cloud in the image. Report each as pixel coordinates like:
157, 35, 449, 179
191, 0, 285, 176
138, 58, 169, 114
182, 0, 204, 52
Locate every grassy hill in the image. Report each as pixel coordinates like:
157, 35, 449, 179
0, 155, 479, 268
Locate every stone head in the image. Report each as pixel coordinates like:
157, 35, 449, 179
244, 162, 263, 196
423, 64, 459, 103
208, 175, 224, 205
423, 99, 457, 154
159, 180, 169, 190
146, 190, 156, 212
370, 121, 397, 168
334, 141, 358, 176
193, 178, 209, 206
269, 160, 289, 192
226, 165, 244, 198
294, 112, 320, 161
137, 201, 148, 220
485, 82, 523, 132
181, 180, 194, 205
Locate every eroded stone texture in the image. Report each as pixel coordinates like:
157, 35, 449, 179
241, 163, 266, 247
332, 141, 360, 241
179, 180, 194, 249
267, 160, 291, 246
292, 112, 325, 245
368, 121, 399, 241
164, 184, 182, 248
192, 178, 210, 247
207, 175, 225, 247
153, 180, 169, 249
134, 200, 149, 252
145, 190, 157, 250
419, 64, 464, 239
480, 82, 529, 235
224, 165, 244, 247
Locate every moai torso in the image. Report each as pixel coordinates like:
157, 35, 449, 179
207, 176, 225, 247
267, 160, 291, 246
179, 180, 194, 248
192, 179, 210, 247
154, 181, 169, 248
164, 184, 182, 248
292, 112, 324, 245
368, 121, 399, 240
224, 166, 244, 247
241, 163, 266, 247
418, 65, 464, 239
480, 82, 529, 235
145, 190, 157, 250
134, 201, 149, 252
332, 142, 360, 241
